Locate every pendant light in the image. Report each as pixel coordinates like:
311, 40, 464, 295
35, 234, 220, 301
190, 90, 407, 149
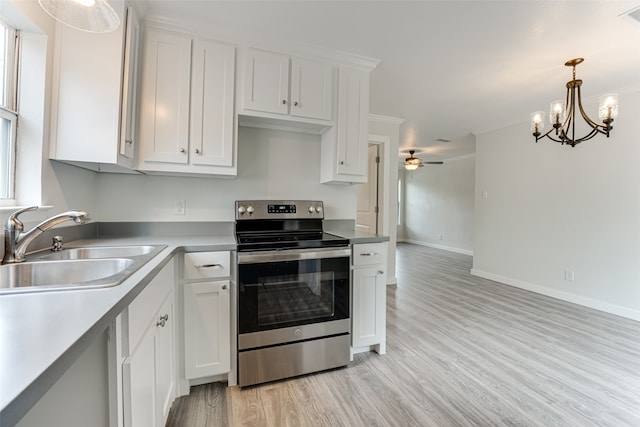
38, 0, 120, 33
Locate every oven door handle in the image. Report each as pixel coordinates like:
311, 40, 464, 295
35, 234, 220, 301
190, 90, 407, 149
238, 247, 351, 264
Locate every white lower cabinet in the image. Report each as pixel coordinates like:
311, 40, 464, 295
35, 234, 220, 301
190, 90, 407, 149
351, 242, 388, 356
181, 251, 232, 385
184, 280, 230, 378
123, 260, 176, 427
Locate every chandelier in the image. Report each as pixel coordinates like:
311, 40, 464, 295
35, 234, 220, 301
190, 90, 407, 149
530, 58, 618, 147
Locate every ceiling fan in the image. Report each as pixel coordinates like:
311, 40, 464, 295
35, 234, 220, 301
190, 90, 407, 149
404, 150, 444, 170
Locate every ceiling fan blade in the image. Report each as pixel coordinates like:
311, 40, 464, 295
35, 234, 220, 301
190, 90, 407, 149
420, 161, 444, 165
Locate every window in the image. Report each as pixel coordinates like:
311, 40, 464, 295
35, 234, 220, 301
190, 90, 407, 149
0, 20, 18, 201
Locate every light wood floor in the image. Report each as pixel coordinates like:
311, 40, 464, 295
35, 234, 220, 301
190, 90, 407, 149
166, 243, 640, 426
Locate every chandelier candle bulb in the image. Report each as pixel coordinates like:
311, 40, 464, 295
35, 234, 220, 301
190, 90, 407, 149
530, 111, 545, 136
550, 100, 566, 127
598, 94, 618, 123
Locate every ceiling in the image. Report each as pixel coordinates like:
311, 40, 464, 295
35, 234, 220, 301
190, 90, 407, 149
138, 1, 640, 162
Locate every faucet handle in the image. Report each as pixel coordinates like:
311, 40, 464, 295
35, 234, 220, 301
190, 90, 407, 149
6, 206, 38, 231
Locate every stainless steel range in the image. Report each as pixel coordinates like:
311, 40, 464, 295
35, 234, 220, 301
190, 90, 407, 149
235, 200, 351, 387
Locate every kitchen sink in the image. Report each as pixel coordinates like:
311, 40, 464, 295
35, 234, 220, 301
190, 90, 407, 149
0, 245, 167, 294
39, 245, 157, 260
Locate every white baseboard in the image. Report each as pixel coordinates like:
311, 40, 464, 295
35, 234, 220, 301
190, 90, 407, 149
470, 268, 640, 322
405, 239, 473, 256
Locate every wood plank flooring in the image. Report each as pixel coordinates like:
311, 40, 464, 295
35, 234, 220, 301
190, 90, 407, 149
166, 243, 640, 426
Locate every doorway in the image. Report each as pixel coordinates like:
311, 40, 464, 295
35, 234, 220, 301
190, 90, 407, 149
356, 143, 383, 234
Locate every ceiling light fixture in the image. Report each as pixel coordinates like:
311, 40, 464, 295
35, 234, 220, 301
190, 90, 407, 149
38, 0, 120, 33
404, 151, 421, 170
404, 150, 444, 170
530, 58, 618, 147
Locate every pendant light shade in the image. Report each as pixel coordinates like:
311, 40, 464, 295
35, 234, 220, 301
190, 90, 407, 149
38, 0, 120, 33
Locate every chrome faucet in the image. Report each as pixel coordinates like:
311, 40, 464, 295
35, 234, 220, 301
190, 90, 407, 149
2, 206, 91, 264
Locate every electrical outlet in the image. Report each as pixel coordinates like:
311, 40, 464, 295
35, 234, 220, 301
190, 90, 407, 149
564, 269, 575, 281
175, 199, 186, 215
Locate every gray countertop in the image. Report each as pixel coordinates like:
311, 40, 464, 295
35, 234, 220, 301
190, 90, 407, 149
0, 234, 236, 426
325, 227, 390, 244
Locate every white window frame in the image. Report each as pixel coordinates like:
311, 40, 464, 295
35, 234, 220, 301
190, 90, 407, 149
0, 20, 18, 203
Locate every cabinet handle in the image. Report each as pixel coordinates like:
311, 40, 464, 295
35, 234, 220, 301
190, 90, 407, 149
340, 161, 344, 165
179, 148, 186, 153
195, 263, 221, 268
156, 314, 169, 327
221, 284, 227, 290
125, 139, 133, 145
282, 99, 287, 105
194, 148, 200, 154
360, 252, 377, 257
377, 270, 385, 275
293, 101, 299, 107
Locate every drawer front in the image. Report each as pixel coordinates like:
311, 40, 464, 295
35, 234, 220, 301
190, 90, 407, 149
352, 243, 387, 267
184, 251, 231, 279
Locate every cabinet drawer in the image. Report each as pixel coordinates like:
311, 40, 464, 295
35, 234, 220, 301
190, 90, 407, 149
352, 243, 387, 267
184, 251, 231, 279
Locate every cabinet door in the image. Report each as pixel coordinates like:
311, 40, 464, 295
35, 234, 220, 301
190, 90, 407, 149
124, 325, 156, 427
119, 6, 140, 160
352, 266, 386, 348
184, 280, 230, 379
336, 67, 369, 177
50, 1, 125, 166
190, 39, 236, 167
155, 291, 175, 426
138, 29, 192, 165
243, 49, 290, 115
290, 58, 333, 121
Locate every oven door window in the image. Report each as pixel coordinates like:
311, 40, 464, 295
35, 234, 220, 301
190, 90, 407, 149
238, 257, 349, 334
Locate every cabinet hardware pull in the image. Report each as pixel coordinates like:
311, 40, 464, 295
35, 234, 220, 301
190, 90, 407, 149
293, 101, 299, 106
282, 99, 287, 105
195, 263, 221, 268
156, 314, 169, 327
221, 285, 227, 290
360, 252, 377, 256
195, 148, 200, 154
377, 270, 385, 275
340, 161, 344, 165
179, 148, 186, 153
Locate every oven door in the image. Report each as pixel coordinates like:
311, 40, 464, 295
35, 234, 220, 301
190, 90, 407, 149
237, 247, 351, 347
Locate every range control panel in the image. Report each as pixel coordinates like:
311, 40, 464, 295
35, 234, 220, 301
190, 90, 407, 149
236, 200, 324, 220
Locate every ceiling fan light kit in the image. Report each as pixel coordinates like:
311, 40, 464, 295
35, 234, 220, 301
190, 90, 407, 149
530, 58, 618, 147
404, 150, 444, 170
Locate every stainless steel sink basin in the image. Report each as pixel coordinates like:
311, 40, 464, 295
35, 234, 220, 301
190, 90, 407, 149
0, 244, 167, 294
39, 245, 156, 260
0, 259, 134, 293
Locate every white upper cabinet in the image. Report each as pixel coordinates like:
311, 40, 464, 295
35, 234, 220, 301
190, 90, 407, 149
137, 29, 192, 166
190, 39, 236, 168
137, 27, 237, 176
242, 48, 334, 123
120, 7, 141, 161
320, 66, 370, 183
49, 2, 140, 173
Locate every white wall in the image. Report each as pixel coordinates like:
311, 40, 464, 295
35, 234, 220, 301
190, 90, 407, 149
403, 143, 476, 255
94, 127, 357, 222
472, 89, 640, 320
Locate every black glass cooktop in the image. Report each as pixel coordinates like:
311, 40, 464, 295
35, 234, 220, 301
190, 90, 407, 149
236, 231, 349, 252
